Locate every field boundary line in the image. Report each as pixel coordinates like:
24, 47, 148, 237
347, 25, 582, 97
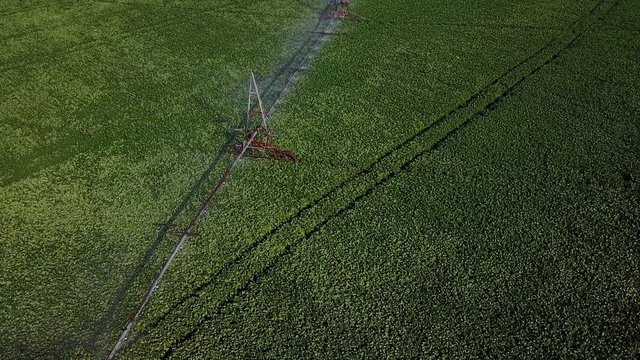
132, 0, 618, 356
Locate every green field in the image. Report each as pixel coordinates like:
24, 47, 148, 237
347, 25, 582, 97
1, 0, 639, 359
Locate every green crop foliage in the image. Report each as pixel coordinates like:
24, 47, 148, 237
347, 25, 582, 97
130, 1, 640, 358
115, 0, 640, 358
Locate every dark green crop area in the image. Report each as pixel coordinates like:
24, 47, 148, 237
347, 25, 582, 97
2, 0, 639, 359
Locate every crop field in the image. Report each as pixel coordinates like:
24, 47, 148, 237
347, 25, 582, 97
1, 0, 639, 359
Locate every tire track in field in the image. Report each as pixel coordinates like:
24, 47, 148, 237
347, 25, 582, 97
427, 22, 565, 32
133, 37, 555, 346
154, 40, 555, 355
134, 0, 617, 357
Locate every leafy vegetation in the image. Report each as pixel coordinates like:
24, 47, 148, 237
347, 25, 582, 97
115, 0, 639, 358
133, 0, 640, 358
